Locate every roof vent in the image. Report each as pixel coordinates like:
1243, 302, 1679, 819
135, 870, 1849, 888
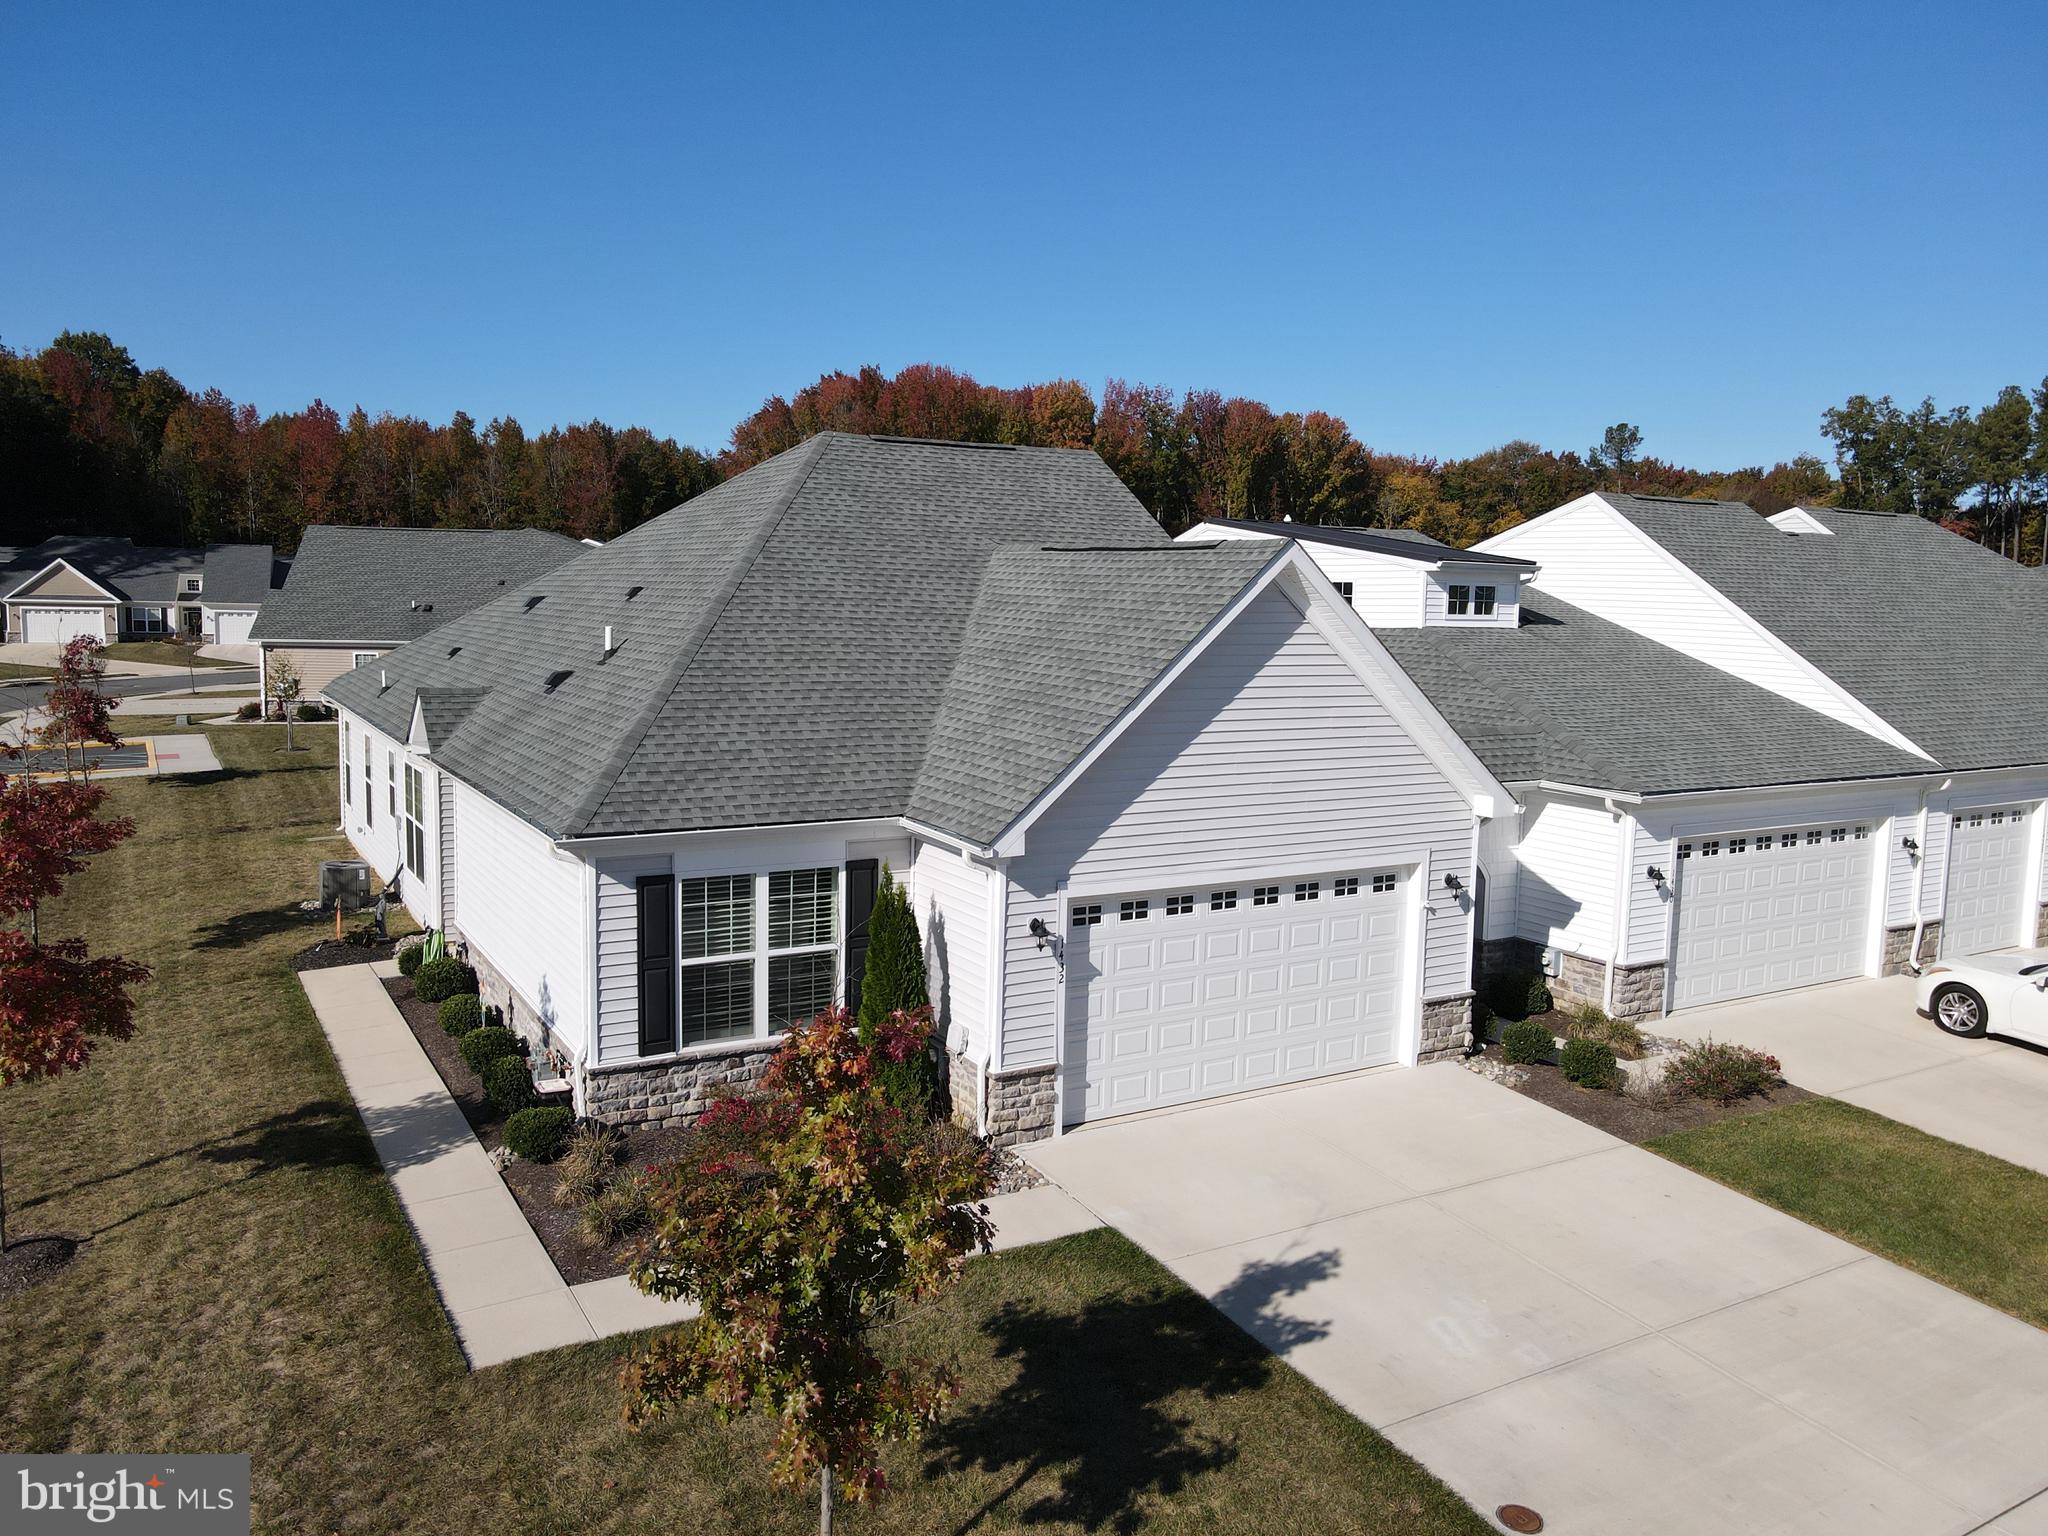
524, 594, 546, 611
602, 625, 615, 658
626, 585, 643, 601
543, 669, 572, 693
447, 645, 462, 658
378, 669, 389, 691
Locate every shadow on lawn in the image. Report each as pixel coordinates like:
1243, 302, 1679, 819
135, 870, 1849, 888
192, 904, 327, 950
929, 1247, 1338, 1534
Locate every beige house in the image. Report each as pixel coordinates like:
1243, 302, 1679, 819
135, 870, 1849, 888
1, 538, 278, 645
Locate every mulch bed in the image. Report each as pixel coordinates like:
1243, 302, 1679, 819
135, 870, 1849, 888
1471, 1043, 1813, 1143
0, 1234, 87, 1297
380, 975, 679, 1285
292, 934, 401, 971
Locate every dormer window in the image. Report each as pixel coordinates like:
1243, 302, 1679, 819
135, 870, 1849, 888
1447, 584, 1470, 615
1332, 581, 1354, 606
183, 576, 202, 594
1472, 584, 1496, 616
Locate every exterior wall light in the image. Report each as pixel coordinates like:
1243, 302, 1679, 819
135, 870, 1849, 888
1028, 916, 1053, 950
1443, 872, 1464, 892
1902, 835, 1920, 856
1647, 866, 1667, 888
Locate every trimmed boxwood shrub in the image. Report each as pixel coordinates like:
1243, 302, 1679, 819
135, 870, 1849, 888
397, 944, 426, 979
413, 956, 476, 1004
483, 1055, 535, 1113
504, 1106, 573, 1163
1525, 974, 1554, 1016
458, 1026, 521, 1075
1501, 1018, 1555, 1065
1559, 1038, 1619, 1089
438, 994, 483, 1036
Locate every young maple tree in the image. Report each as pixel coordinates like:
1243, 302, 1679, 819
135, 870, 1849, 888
267, 654, 303, 750
36, 635, 120, 782
0, 765, 150, 1250
622, 1005, 994, 1534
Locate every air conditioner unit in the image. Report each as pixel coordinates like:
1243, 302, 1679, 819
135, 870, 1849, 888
320, 859, 372, 912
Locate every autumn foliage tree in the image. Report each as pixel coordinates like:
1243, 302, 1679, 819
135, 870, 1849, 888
0, 764, 149, 1251
623, 1006, 993, 1534
35, 636, 119, 782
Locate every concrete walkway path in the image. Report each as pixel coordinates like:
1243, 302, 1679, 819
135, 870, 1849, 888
1025, 1063, 2048, 1536
1660, 974, 2048, 1176
302, 964, 1098, 1370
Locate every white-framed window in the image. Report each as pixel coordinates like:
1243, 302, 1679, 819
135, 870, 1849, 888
342, 720, 351, 807
1294, 881, 1319, 901
672, 867, 842, 1047
1119, 898, 1149, 922
1209, 889, 1237, 911
767, 868, 838, 1030
362, 737, 373, 825
402, 764, 426, 879
387, 751, 396, 817
1473, 584, 1497, 616
352, 650, 379, 669
1447, 584, 1470, 616
680, 875, 755, 1045
126, 604, 170, 634
1332, 581, 1354, 606
1371, 873, 1397, 893
1071, 903, 1102, 928
1165, 894, 1193, 916
1253, 885, 1279, 905
1334, 876, 1359, 896
182, 575, 203, 594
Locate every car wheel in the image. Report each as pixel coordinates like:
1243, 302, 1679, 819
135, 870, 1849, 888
1931, 983, 1989, 1039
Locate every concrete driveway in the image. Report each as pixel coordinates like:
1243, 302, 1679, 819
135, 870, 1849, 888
1024, 1065, 2048, 1535
1659, 976, 2048, 1176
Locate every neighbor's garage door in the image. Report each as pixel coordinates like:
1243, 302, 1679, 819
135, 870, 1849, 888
1941, 805, 2033, 958
19, 607, 103, 644
1062, 869, 1407, 1125
1672, 822, 1874, 1009
213, 609, 257, 645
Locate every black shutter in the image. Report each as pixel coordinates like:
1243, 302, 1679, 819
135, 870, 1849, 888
636, 876, 675, 1055
843, 859, 880, 1018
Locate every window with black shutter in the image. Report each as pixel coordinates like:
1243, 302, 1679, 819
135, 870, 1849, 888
636, 875, 676, 1055
842, 859, 880, 1019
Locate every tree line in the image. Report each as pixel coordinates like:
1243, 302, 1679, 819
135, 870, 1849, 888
4, 332, 2043, 561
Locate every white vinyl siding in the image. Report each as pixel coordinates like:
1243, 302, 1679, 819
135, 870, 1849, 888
1514, 793, 1618, 956
1479, 499, 1923, 755
1002, 584, 1474, 1071
912, 838, 995, 1063
1477, 813, 1521, 941
594, 856, 670, 1064
451, 779, 588, 1057
1423, 567, 1521, 627
436, 772, 457, 929
1178, 525, 1428, 628
341, 714, 405, 888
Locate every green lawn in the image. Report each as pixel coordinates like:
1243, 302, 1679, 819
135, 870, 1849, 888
1650, 1097, 2048, 1330
0, 661, 51, 680
0, 727, 1486, 1535
101, 641, 246, 668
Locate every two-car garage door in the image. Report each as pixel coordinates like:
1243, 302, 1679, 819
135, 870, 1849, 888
18, 607, 105, 644
1672, 823, 1874, 1010
1062, 868, 1407, 1125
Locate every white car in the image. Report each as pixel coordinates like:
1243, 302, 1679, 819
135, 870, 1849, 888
1917, 948, 2048, 1043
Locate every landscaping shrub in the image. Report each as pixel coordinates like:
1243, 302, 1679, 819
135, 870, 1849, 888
504, 1106, 574, 1162
438, 994, 483, 1036
1559, 1038, 1620, 1089
553, 1124, 624, 1207
581, 1172, 651, 1247
458, 1025, 522, 1075
483, 1054, 535, 1113
294, 702, 332, 722
1664, 1037, 1783, 1104
1525, 974, 1554, 1016
413, 955, 476, 1003
858, 864, 939, 1116
1562, 1006, 1647, 1060
1500, 1018, 1555, 1065
396, 944, 426, 979
235, 701, 260, 721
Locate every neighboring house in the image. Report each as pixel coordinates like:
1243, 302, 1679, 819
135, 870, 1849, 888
326, 434, 1507, 1143
249, 525, 583, 700
0, 537, 281, 645
1206, 496, 2048, 1020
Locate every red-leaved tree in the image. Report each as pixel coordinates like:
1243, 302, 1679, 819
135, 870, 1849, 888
36, 635, 120, 782
623, 1007, 993, 1534
0, 765, 149, 1250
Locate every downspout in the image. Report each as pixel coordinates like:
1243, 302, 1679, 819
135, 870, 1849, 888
1604, 797, 1632, 1014
1905, 790, 1934, 974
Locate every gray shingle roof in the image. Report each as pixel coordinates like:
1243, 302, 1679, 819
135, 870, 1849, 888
1597, 495, 2048, 772
249, 525, 583, 644
328, 434, 1260, 845
908, 541, 1284, 845
1, 537, 214, 603
1377, 588, 1935, 795
200, 543, 279, 605
1196, 518, 1537, 568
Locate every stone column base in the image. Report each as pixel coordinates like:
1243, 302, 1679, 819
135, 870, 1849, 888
1419, 994, 1473, 1061
1882, 922, 1942, 975
986, 1064, 1057, 1148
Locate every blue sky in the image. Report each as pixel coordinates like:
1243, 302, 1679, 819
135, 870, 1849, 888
5, 1, 2043, 468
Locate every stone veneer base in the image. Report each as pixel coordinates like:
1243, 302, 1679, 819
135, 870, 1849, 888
585, 1037, 778, 1129
986, 1065, 1056, 1149
1882, 921, 1943, 976
1418, 993, 1473, 1062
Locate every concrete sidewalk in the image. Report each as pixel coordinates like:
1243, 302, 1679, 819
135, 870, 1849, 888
1026, 1064, 2048, 1536
303, 964, 1096, 1369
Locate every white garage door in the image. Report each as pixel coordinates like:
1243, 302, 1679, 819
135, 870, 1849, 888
213, 609, 258, 645
1672, 822, 1874, 1010
1941, 805, 2033, 958
1062, 868, 1408, 1125
19, 607, 104, 644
